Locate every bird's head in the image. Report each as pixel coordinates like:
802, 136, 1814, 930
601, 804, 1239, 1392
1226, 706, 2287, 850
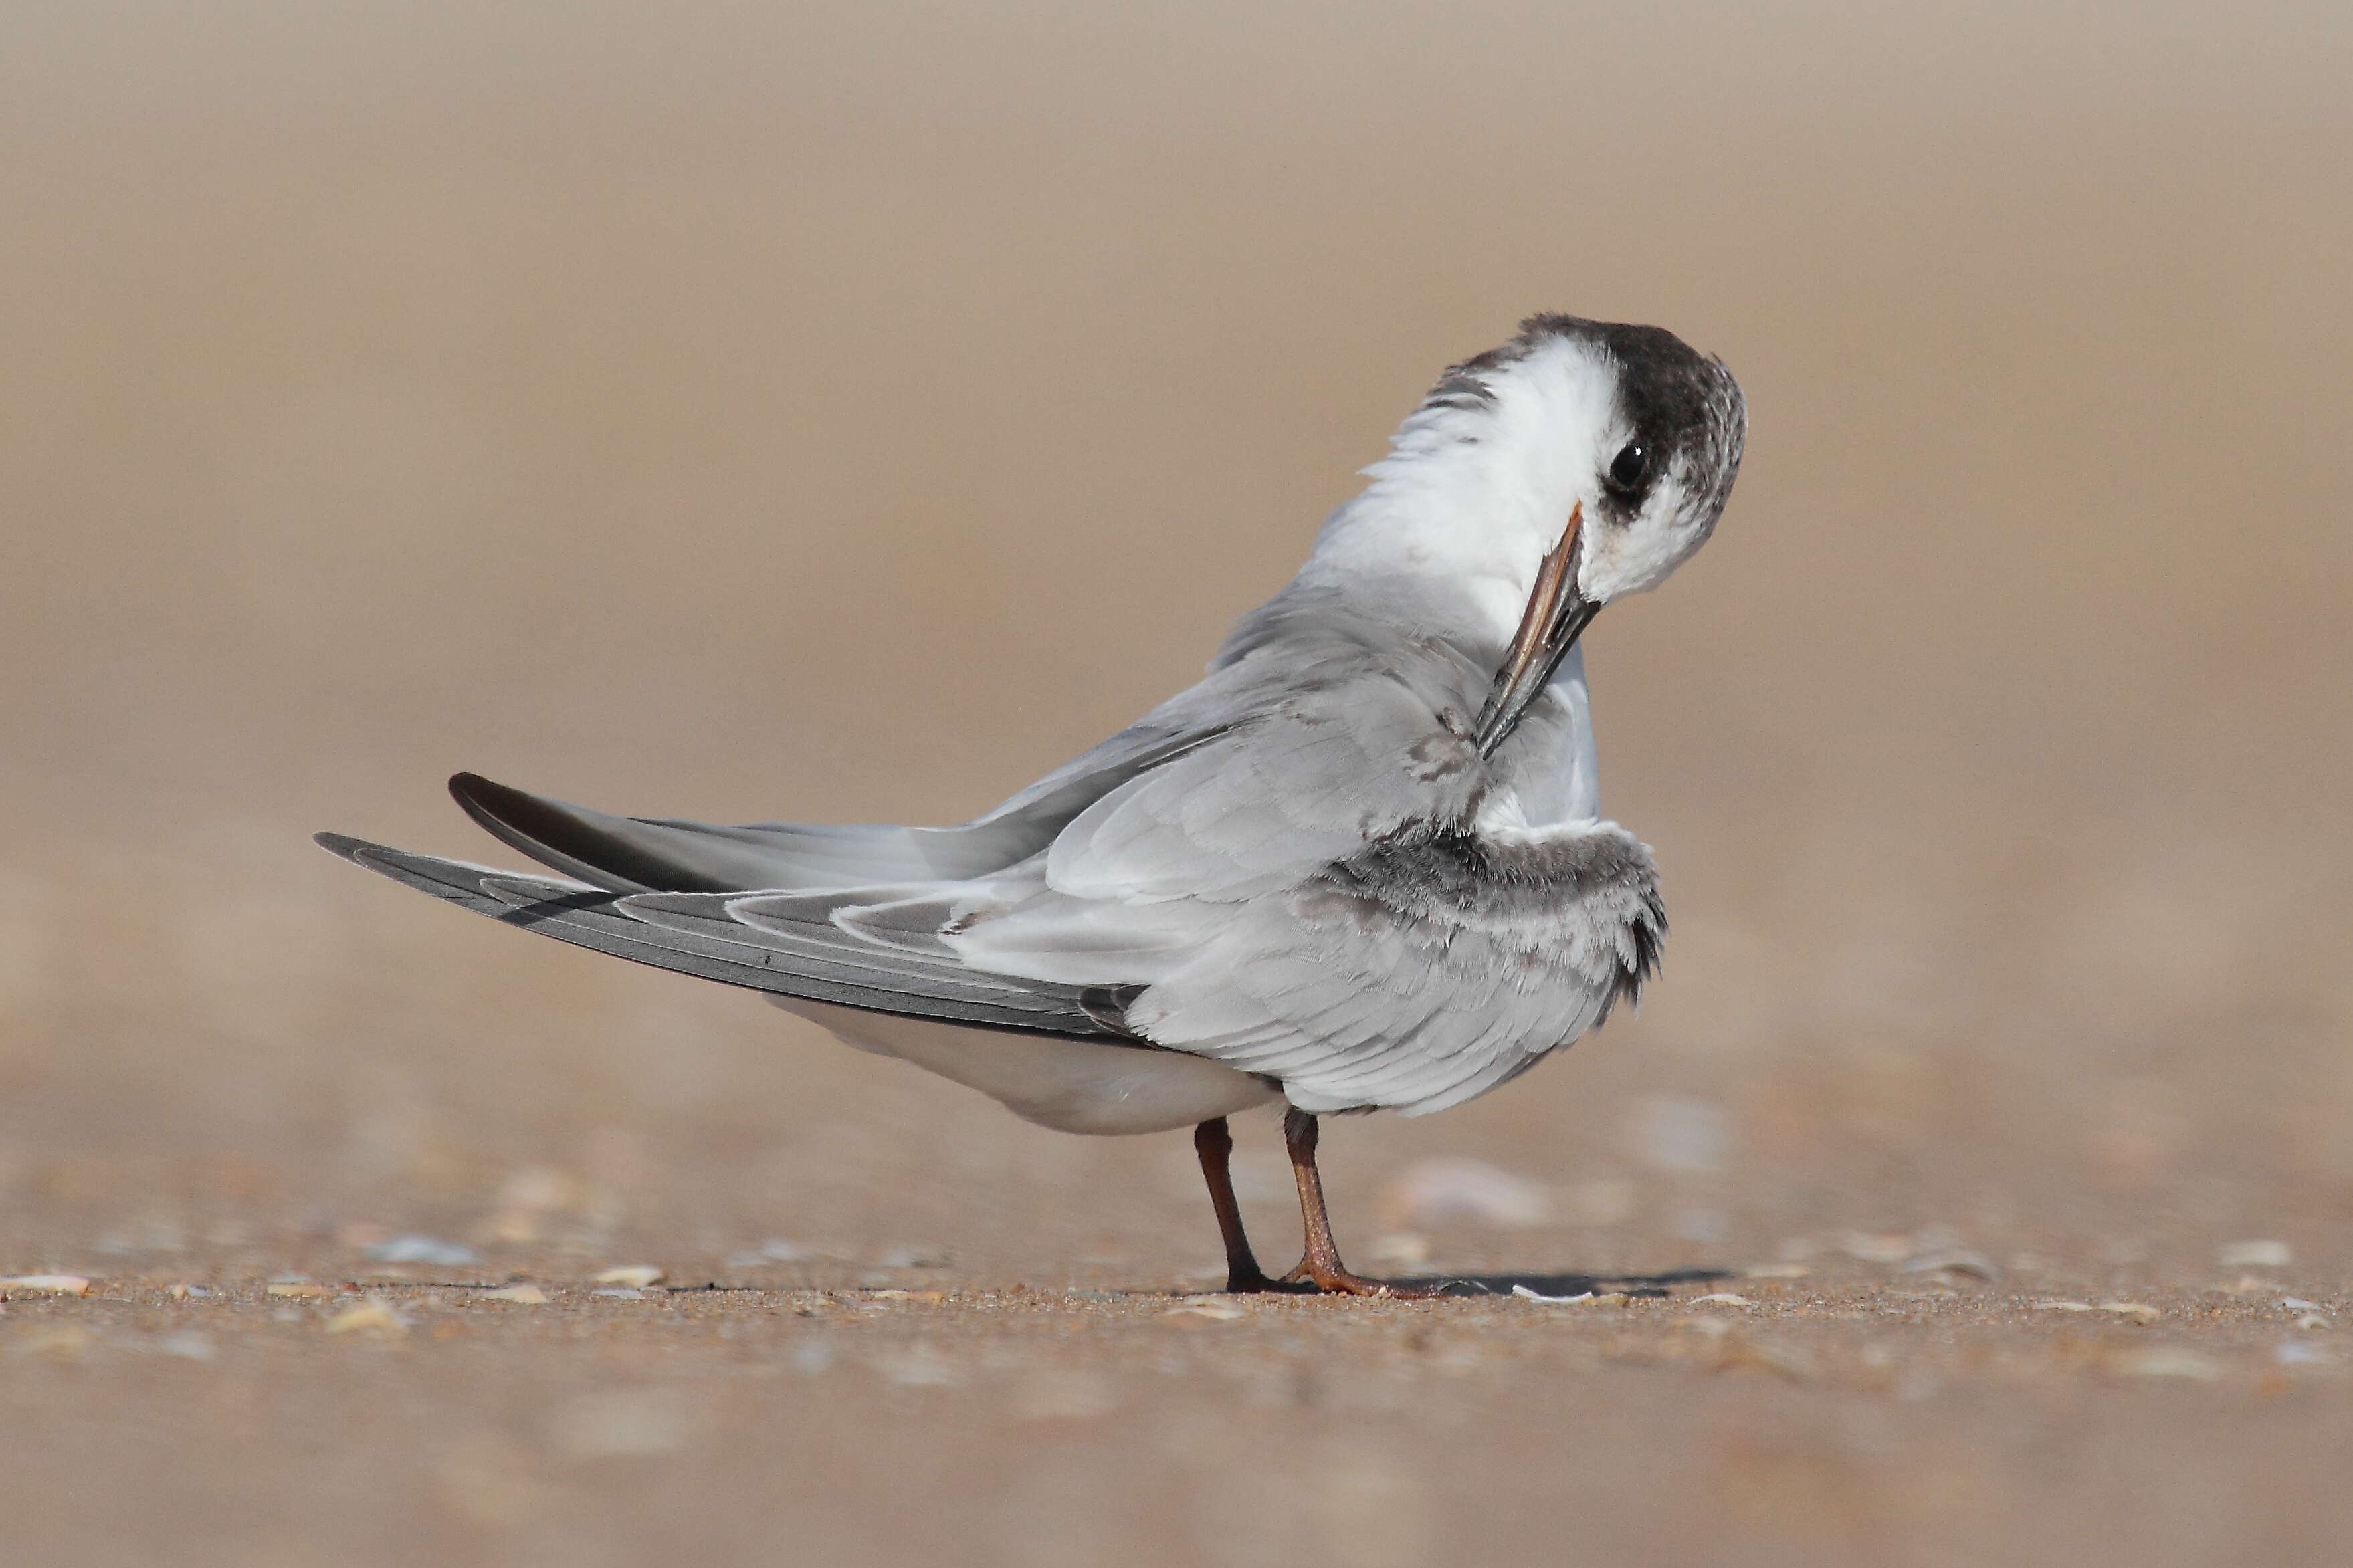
1364, 314, 1746, 754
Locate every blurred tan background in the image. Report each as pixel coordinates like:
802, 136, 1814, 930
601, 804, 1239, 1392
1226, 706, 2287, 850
3, 2, 2350, 1563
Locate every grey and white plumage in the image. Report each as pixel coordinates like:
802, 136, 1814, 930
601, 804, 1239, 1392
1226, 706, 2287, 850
322, 312, 1744, 1145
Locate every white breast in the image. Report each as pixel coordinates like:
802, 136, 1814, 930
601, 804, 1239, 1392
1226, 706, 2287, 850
769, 997, 1281, 1136
1526, 643, 1602, 826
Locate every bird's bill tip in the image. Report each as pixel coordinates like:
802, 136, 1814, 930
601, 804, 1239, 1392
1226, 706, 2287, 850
1471, 504, 1596, 758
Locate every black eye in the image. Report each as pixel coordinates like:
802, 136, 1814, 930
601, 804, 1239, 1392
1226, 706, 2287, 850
1607, 441, 1651, 491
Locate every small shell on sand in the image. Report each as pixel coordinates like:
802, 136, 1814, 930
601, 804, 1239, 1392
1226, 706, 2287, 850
593, 1266, 665, 1289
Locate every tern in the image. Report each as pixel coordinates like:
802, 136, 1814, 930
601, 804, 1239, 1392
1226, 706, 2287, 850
320, 314, 1745, 1295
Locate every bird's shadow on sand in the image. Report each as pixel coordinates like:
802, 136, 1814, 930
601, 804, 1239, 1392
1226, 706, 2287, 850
1389, 1266, 1732, 1299
1162, 1266, 1734, 1300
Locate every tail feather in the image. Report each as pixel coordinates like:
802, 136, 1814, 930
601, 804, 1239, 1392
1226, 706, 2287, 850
315, 832, 1123, 1040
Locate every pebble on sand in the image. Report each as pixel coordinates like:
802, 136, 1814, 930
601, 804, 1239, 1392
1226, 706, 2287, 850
2097, 1302, 2160, 1322
482, 1285, 550, 1304
1688, 1293, 1754, 1309
593, 1266, 665, 1289
1, 1275, 92, 1297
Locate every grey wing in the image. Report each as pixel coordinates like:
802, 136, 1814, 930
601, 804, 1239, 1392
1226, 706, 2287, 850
446, 772, 1025, 893
434, 606, 1405, 900
944, 661, 1490, 978
1122, 823, 1667, 1115
316, 834, 1128, 1040
927, 652, 1665, 1116
941, 657, 1493, 987
442, 712, 1228, 897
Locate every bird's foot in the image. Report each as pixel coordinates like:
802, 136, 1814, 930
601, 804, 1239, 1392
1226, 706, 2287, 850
1277, 1260, 1442, 1298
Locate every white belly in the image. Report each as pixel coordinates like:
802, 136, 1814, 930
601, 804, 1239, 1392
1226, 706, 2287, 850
769, 998, 1281, 1135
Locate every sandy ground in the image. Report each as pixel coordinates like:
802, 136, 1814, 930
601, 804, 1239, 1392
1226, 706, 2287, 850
3, 3, 2351, 1563
5, 1262, 2350, 1566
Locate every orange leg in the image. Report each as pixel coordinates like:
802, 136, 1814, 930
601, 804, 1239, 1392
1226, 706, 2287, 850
1277, 1109, 1439, 1297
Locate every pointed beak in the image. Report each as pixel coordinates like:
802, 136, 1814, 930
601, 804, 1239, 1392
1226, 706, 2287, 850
1471, 502, 1598, 758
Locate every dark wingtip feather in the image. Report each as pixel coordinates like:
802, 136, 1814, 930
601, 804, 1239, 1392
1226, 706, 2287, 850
450, 772, 588, 842
445, 771, 730, 894
448, 771, 526, 829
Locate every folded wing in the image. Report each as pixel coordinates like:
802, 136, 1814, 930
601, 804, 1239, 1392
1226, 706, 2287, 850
443, 713, 1227, 897
315, 833, 1127, 1040
934, 658, 1663, 1115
